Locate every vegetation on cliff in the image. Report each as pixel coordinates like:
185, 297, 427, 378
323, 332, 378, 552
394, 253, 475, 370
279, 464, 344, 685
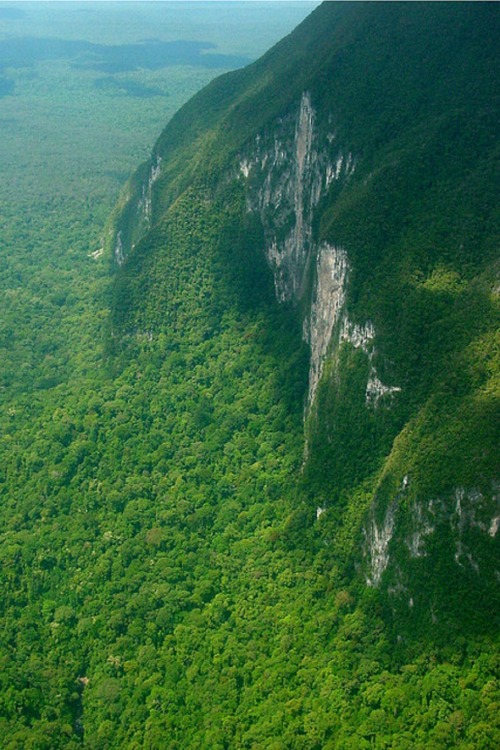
0, 3, 498, 747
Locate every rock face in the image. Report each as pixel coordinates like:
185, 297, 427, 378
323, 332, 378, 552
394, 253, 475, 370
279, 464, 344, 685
138, 155, 162, 228
239, 92, 404, 412
241, 92, 354, 304
364, 502, 397, 587
362, 481, 500, 616
240, 92, 357, 406
304, 242, 348, 407
114, 230, 125, 267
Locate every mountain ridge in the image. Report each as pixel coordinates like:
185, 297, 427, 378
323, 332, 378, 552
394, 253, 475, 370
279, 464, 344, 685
111, 0, 499, 635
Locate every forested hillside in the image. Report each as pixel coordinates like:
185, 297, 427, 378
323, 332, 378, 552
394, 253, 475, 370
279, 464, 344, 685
1, 3, 499, 748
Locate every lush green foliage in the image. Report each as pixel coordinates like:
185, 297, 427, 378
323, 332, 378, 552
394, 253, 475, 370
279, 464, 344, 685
0, 2, 499, 747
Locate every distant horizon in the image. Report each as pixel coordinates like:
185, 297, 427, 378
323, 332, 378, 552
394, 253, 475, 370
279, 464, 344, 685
1, 1, 321, 5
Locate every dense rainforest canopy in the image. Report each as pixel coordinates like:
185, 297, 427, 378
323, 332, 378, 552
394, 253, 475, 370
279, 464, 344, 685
0, 2, 498, 748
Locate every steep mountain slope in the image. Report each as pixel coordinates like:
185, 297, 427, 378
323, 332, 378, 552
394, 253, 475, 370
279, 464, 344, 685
112, 1, 499, 634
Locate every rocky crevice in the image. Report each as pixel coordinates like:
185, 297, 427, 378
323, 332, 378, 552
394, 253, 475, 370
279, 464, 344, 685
303, 243, 348, 407
239, 92, 357, 405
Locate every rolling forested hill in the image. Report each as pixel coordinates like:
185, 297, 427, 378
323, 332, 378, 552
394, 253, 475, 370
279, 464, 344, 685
1, 2, 499, 748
